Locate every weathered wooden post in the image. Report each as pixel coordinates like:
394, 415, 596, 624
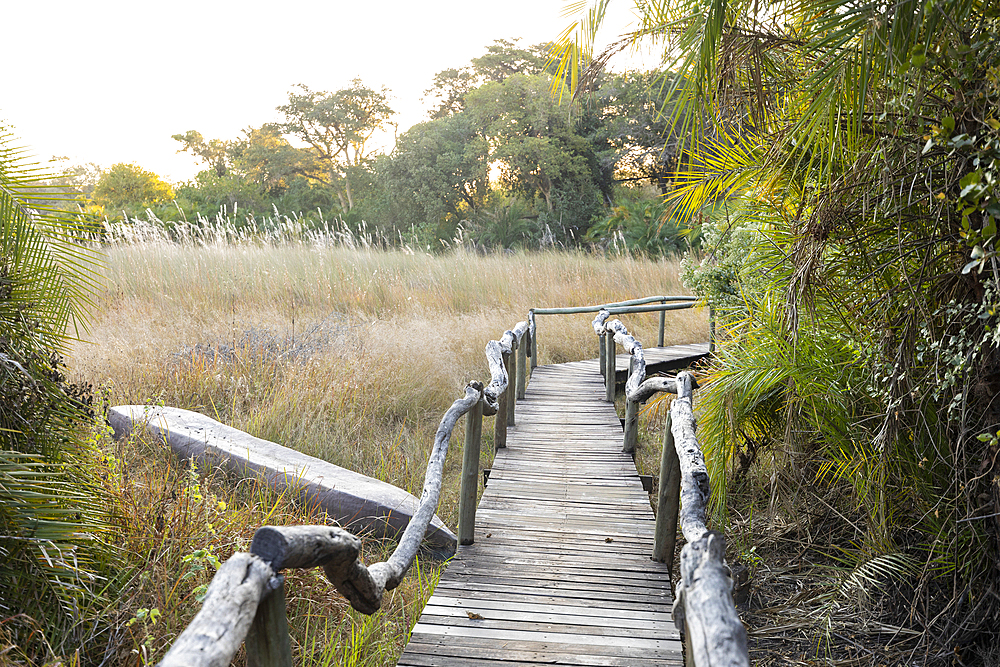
246, 576, 293, 667
658, 303, 666, 347
458, 399, 483, 545
506, 341, 516, 427
605, 330, 616, 402
529, 310, 538, 370
652, 411, 681, 571
516, 332, 527, 400
623, 394, 639, 454
599, 332, 606, 378
494, 349, 510, 450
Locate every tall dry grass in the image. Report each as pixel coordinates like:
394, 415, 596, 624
66, 230, 707, 665
72, 242, 707, 509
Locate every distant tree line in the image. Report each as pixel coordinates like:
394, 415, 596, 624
50, 40, 700, 255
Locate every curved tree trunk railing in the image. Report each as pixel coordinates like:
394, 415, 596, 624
158, 316, 533, 667
592, 312, 748, 667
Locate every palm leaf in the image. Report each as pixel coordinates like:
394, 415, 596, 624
0, 127, 110, 649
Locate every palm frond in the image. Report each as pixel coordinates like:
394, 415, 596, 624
0, 128, 111, 648
833, 549, 918, 602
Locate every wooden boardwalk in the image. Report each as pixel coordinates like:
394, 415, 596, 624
398, 353, 693, 666
614, 343, 710, 382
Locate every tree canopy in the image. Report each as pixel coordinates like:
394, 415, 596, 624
80, 39, 702, 254
276, 80, 395, 211
92, 163, 174, 215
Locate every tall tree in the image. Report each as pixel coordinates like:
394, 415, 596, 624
373, 113, 489, 239
171, 130, 231, 177
467, 73, 591, 212
277, 80, 395, 211
423, 40, 554, 120
228, 125, 307, 197
586, 70, 686, 194
470, 39, 551, 83
423, 68, 478, 120
92, 163, 174, 217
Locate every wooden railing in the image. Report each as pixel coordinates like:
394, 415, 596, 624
460, 320, 529, 545
529, 295, 707, 371
157, 321, 529, 667
592, 310, 749, 667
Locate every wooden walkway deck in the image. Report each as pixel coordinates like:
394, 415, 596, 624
398, 353, 693, 666
613, 343, 710, 383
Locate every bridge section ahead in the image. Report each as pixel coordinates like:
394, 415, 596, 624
398, 357, 684, 666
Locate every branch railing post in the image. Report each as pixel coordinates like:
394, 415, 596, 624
623, 393, 639, 454
529, 309, 538, 370
458, 398, 483, 545
652, 411, 681, 570
485, 324, 525, 450
605, 330, 616, 402
506, 341, 516, 427
599, 332, 606, 379
246, 576, 292, 667
658, 301, 666, 347
494, 349, 510, 450
709, 305, 716, 354
516, 333, 527, 400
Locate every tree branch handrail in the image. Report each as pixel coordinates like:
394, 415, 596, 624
483, 320, 529, 416
531, 295, 697, 315
591, 312, 748, 667
539, 299, 698, 355
530, 295, 705, 369
158, 315, 536, 667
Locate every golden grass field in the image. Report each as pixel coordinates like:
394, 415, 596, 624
66, 239, 707, 666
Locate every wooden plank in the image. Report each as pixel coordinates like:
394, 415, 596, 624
439, 565, 674, 590
417, 605, 679, 633
412, 615, 678, 642
462, 538, 656, 557
408, 622, 679, 650
430, 581, 671, 606
443, 554, 676, 577
425, 587, 671, 612
401, 635, 682, 663
425, 595, 674, 621
434, 572, 670, 595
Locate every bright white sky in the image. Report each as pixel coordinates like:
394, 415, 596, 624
1, 0, 652, 184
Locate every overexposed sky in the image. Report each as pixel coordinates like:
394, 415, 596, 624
1, 0, 649, 184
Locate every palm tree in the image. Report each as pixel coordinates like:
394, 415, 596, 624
553, 0, 1000, 659
0, 124, 108, 657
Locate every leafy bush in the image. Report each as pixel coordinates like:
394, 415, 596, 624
588, 198, 701, 256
